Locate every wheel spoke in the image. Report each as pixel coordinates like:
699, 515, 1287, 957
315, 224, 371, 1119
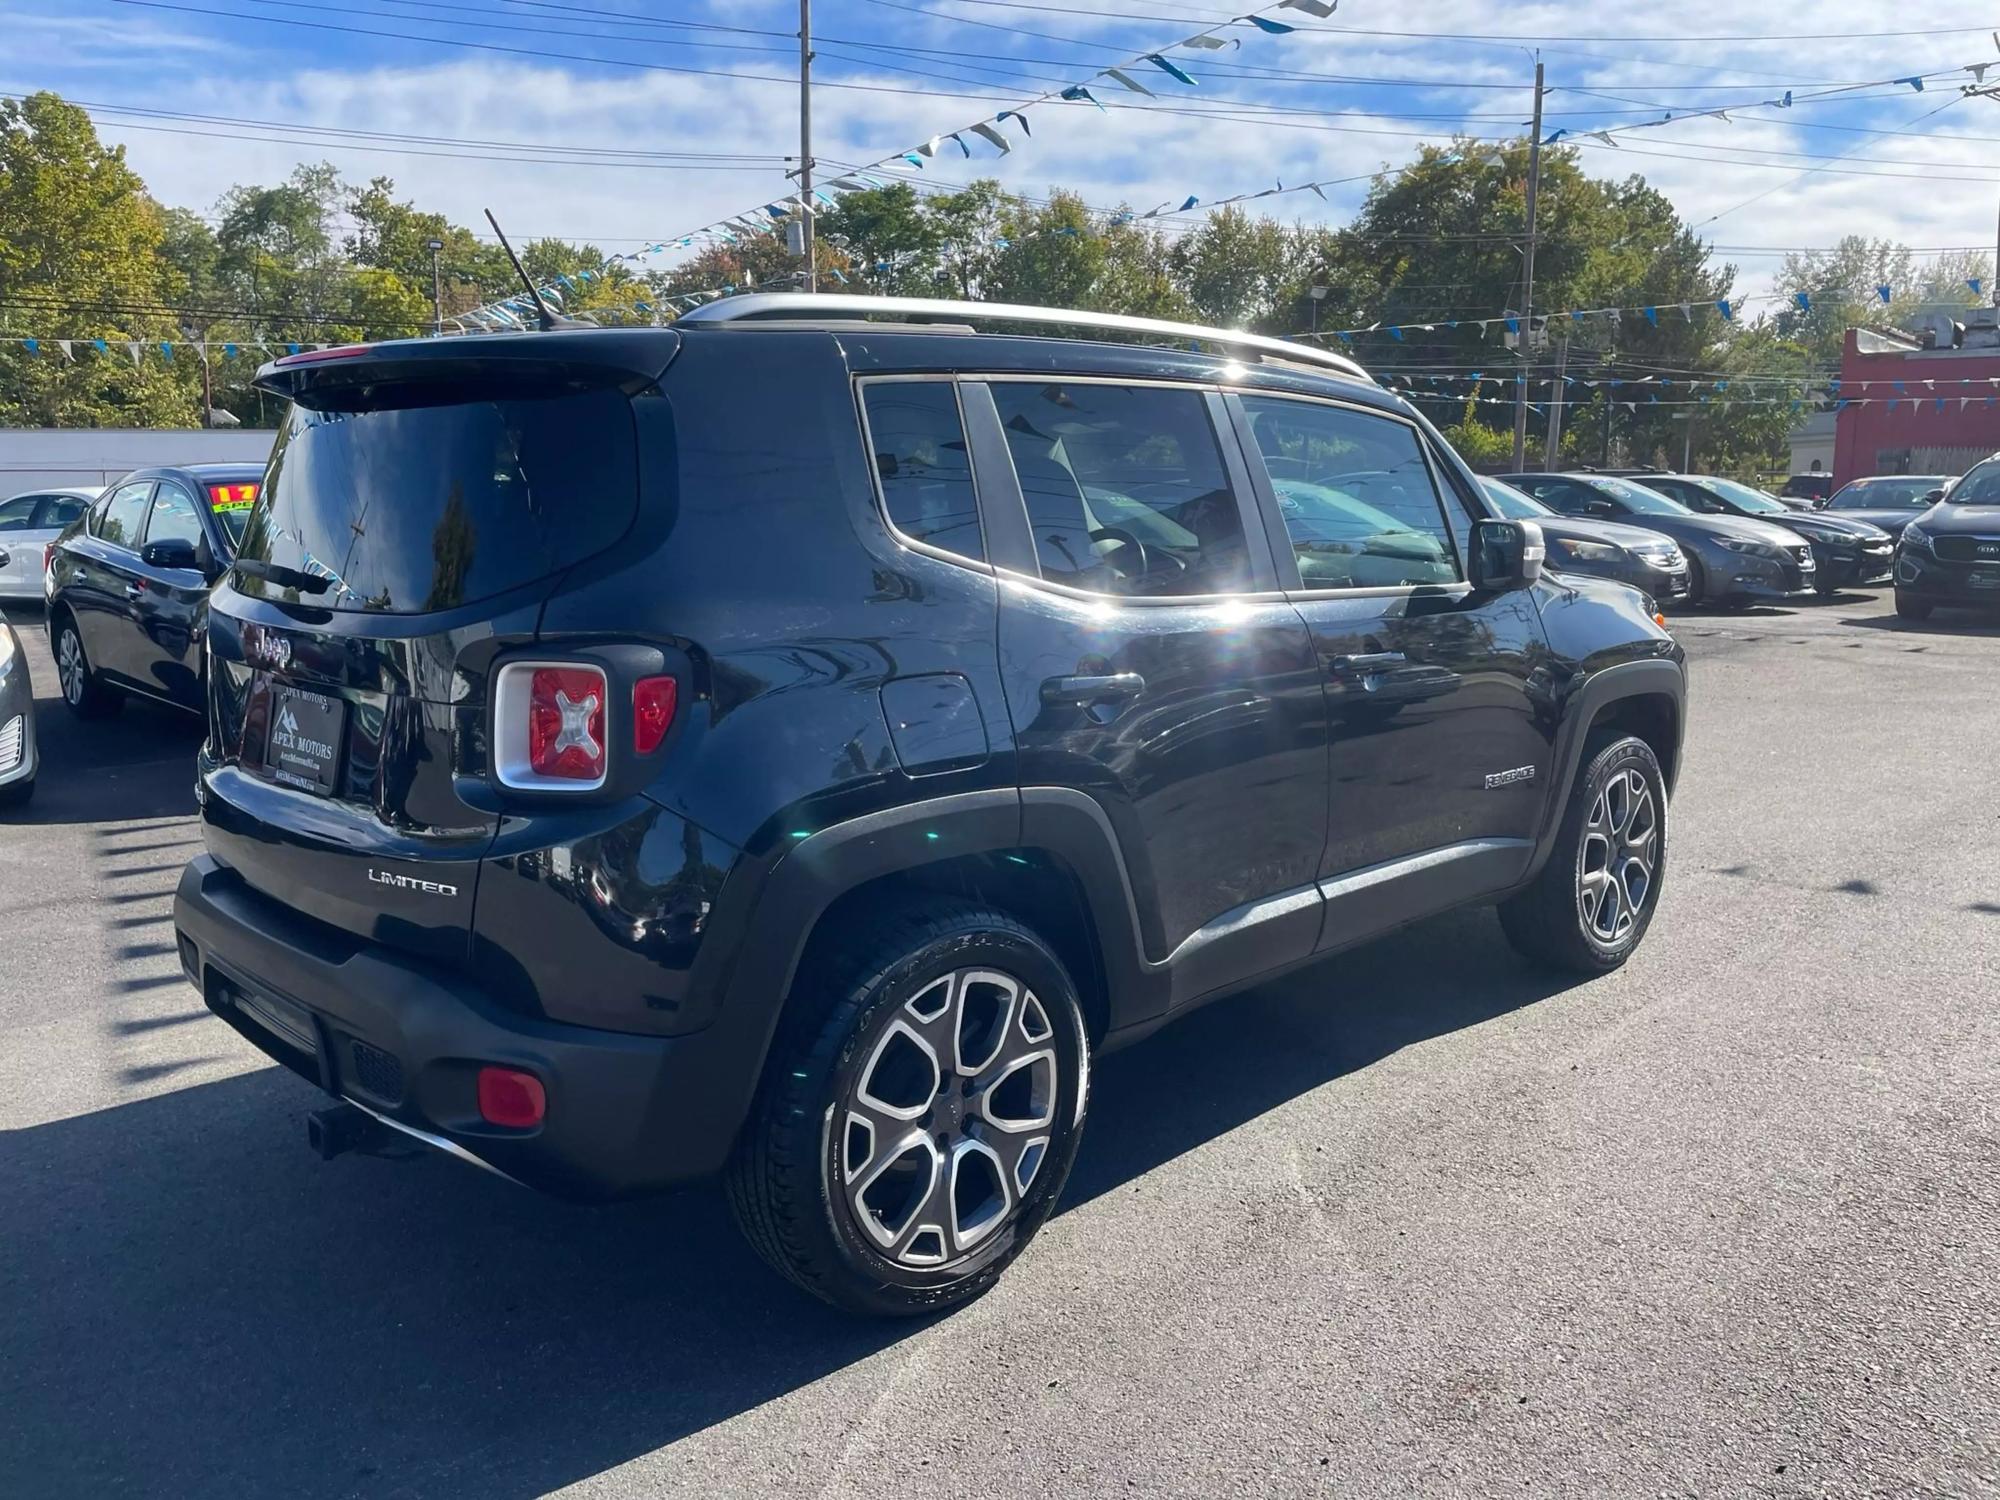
946, 1135, 1013, 1253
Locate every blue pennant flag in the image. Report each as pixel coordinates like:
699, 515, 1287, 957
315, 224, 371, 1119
999, 110, 1032, 136
1061, 86, 1104, 110
902, 152, 924, 168
93, 338, 109, 355
160, 341, 173, 360
1901, 76, 1924, 91
634, 301, 651, 313
21, 338, 36, 354
1505, 316, 1520, 334
1145, 54, 1198, 87
1835, 399, 1850, 412
1717, 299, 1733, 321
1643, 307, 1658, 326
1893, 379, 1907, 394
1971, 278, 1985, 295
1878, 285, 1893, 304
1387, 325, 1404, 341
1178, 195, 1198, 211
1936, 396, 1947, 412
288, 343, 301, 356
1794, 291, 1812, 312
1248, 15, 1296, 32
223, 342, 238, 358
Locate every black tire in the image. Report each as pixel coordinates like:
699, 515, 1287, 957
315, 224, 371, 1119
1894, 593, 1934, 621
727, 897, 1091, 1317
52, 614, 122, 719
1499, 734, 1668, 974
0, 775, 31, 808
1684, 554, 1707, 606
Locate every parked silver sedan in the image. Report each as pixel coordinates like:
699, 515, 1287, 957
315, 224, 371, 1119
0, 601, 35, 806
0, 486, 97, 602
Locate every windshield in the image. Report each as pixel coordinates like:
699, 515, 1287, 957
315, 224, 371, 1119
1947, 458, 2000, 504
1593, 476, 1690, 516
1830, 477, 1942, 510
1481, 477, 1553, 521
1700, 477, 1790, 515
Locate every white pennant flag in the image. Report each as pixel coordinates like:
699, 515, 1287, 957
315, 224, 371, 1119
918, 135, 941, 158
1678, 303, 1693, 323
126, 341, 142, 367
1104, 68, 1155, 97
1282, 0, 1336, 14
969, 121, 1011, 153
1183, 35, 1228, 50
57, 339, 74, 361
1308, 182, 1327, 200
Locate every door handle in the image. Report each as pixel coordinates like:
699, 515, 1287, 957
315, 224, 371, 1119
124, 582, 146, 601
1041, 672, 1146, 706
1329, 652, 1407, 674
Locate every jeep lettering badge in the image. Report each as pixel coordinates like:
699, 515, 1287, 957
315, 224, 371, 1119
367, 869, 460, 897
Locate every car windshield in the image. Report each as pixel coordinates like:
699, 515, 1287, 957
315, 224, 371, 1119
1481, 478, 1554, 521
1947, 458, 2000, 504
1830, 477, 1942, 509
1698, 477, 1790, 515
1591, 476, 1689, 516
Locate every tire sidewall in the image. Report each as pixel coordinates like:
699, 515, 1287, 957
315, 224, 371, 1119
1568, 737, 1668, 965
57, 619, 86, 707
813, 925, 1090, 1314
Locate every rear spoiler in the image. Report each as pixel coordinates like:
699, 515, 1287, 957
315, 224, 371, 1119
253, 329, 681, 403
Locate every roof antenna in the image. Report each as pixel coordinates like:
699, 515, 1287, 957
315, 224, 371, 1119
485, 208, 582, 331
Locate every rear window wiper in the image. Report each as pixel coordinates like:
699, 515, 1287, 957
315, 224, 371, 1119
233, 558, 333, 595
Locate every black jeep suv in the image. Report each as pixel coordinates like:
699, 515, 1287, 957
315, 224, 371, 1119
171, 297, 1685, 1316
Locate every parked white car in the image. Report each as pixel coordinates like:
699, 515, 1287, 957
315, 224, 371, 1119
0, 606, 35, 806
0, 486, 97, 601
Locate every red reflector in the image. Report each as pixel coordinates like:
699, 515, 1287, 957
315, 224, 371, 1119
632, 675, 677, 754
273, 343, 373, 366
476, 1067, 546, 1128
527, 666, 606, 781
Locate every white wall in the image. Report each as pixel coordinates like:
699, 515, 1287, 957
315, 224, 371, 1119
0, 429, 276, 496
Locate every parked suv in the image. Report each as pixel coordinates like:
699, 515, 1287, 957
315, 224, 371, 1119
1895, 451, 2000, 618
172, 297, 1686, 1316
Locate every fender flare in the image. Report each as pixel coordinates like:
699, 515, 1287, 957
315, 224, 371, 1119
1527, 656, 1686, 881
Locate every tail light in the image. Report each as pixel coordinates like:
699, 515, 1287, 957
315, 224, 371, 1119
476, 1066, 546, 1128
43, 544, 55, 574
494, 661, 609, 790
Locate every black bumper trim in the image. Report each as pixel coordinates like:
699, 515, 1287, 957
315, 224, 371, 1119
173, 854, 770, 1198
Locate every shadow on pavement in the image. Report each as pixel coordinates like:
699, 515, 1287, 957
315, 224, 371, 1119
2, 908, 1576, 1498
1837, 609, 2000, 639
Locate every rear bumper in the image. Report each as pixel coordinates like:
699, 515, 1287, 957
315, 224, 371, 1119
172, 853, 765, 1199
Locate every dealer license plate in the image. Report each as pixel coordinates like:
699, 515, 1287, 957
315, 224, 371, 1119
265, 684, 347, 795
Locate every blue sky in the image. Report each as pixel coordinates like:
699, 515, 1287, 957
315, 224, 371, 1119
6, 0, 2000, 304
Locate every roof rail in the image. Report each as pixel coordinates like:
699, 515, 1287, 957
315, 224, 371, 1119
675, 294, 1372, 383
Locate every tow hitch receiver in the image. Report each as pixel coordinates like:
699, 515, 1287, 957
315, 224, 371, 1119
306, 1102, 390, 1161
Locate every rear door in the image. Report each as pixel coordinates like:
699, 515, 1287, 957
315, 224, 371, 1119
75, 480, 154, 685
979, 375, 1330, 1006
202, 371, 646, 964
1229, 392, 1554, 942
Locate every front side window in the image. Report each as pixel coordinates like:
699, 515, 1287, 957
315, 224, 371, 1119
1831, 478, 1942, 510
40, 496, 88, 530
143, 485, 206, 549
862, 381, 984, 563
0, 495, 42, 532
1951, 458, 2000, 505
98, 482, 153, 549
990, 381, 1248, 596
1240, 396, 1459, 588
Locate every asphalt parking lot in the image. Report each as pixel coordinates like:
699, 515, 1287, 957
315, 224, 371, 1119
2, 590, 1997, 1499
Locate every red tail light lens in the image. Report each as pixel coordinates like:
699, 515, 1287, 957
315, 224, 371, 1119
476, 1066, 546, 1127
632, 675, 677, 754
527, 666, 606, 781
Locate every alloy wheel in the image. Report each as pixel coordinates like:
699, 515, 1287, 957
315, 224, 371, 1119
57, 627, 84, 705
1578, 767, 1658, 943
841, 968, 1058, 1268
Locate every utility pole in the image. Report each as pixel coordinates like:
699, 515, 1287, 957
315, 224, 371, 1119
1512, 57, 1546, 472
1544, 334, 1569, 465
799, 0, 817, 292
426, 238, 445, 336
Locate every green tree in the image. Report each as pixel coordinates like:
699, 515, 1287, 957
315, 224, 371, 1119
0, 92, 199, 426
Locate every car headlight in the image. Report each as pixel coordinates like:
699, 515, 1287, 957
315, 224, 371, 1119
1552, 538, 1624, 565
1631, 541, 1684, 569
1716, 537, 1778, 558
1900, 522, 1930, 552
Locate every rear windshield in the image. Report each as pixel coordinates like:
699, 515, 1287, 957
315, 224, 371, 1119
235, 382, 638, 613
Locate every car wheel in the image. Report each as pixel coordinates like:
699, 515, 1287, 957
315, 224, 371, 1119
54, 616, 122, 720
1894, 593, 1934, 621
1684, 554, 1708, 606
1499, 734, 1668, 974
729, 898, 1091, 1317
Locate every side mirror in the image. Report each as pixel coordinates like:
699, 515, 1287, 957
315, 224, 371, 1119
140, 537, 200, 572
1924, 488, 1946, 503
1586, 499, 1617, 518
0, 547, 10, 570
1471, 518, 1544, 592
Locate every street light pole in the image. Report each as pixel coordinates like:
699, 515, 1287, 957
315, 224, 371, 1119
1512, 58, 1546, 473
799, 0, 817, 292
426, 238, 445, 336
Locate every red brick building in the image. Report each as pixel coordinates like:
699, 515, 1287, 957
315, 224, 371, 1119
1833, 327, 2000, 486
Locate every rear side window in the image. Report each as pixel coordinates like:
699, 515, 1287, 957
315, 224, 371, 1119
98, 482, 153, 548
989, 381, 1249, 597
1239, 396, 1459, 589
238, 383, 639, 613
41, 496, 88, 530
861, 381, 984, 563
